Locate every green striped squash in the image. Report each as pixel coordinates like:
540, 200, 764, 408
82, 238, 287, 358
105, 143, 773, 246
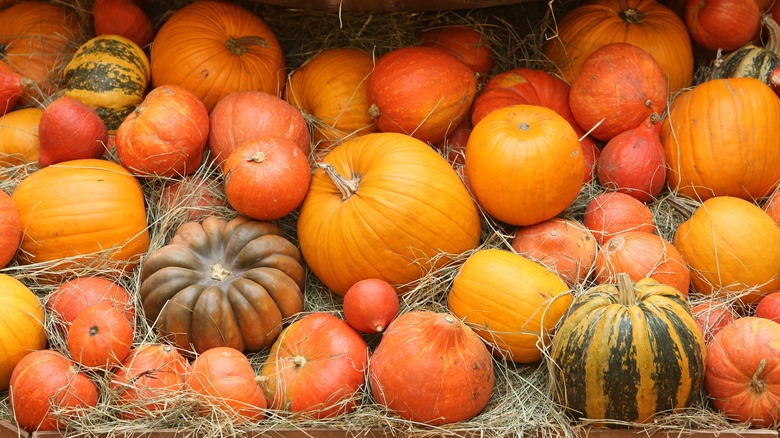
550, 273, 706, 424
63, 34, 150, 132
710, 15, 780, 87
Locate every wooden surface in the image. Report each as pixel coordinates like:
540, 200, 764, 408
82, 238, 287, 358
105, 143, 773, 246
250, 0, 534, 11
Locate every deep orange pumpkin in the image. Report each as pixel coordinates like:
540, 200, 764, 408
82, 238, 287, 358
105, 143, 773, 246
47, 276, 135, 335
367, 46, 477, 144
9, 349, 99, 432
342, 278, 400, 334
543, 0, 693, 93
661, 78, 780, 201
368, 311, 494, 425
466, 104, 584, 226
0, 274, 46, 392
67, 304, 134, 369
764, 189, 780, 225
115, 84, 210, 177
208, 90, 311, 167
285, 48, 377, 152
685, 0, 760, 52
150, 1, 285, 112
92, 0, 154, 49
223, 136, 312, 221
258, 313, 369, 419
583, 191, 657, 245
420, 25, 493, 83
0, 190, 21, 268
38, 96, 108, 167
0, 107, 42, 169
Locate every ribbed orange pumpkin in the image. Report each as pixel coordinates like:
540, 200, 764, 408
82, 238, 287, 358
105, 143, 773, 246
465, 104, 584, 226
150, 0, 285, 112
674, 196, 780, 304
448, 248, 573, 363
11, 159, 150, 275
543, 0, 693, 93
297, 132, 481, 296
285, 48, 377, 152
661, 78, 780, 201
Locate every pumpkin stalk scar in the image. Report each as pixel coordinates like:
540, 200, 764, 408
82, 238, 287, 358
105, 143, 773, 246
316, 161, 361, 201
210, 263, 231, 281
226, 36, 269, 56
248, 151, 266, 163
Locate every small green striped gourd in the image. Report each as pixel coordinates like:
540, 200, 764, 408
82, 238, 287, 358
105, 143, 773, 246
550, 273, 706, 424
711, 15, 780, 86
63, 34, 150, 132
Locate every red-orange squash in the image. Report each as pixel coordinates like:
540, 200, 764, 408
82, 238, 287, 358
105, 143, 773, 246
420, 25, 493, 83
67, 304, 134, 369
285, 48, 377, 151
46, 276, 135, 335
691, 300, 737, 344
368, 311, 494, 425
150, 0, 285, 112
674, 196, 780, 304
92, 0, 154, 49
38, 96, 108, 167
11, 159, 150, 275
367, 46, 477, 144
465, 104, 584, 226
0, 63, 31, 115
685, 0, 760, 52
543, 0, 693, 93
448, 248, 573, 363
583, 191, 657, 245
342, 278, 399, 334
297, 132, 481, 296
661, 78, 780, 201
258, 313, 369, 419
115, 84, 210, 177
764, 189, 780, 224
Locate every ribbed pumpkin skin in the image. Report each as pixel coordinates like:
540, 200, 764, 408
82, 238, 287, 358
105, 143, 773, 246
285, 48, 377, 150
0, 107, 42, 167
543, 0, 693, 93
0, 274, 46, 391
465, 104, 583, 226
297, 132, 481, 296
64, 35, 151, 133
673, 196, 780, 304
448, 248, 573, 363
11, 159, 150, 272
150, 0, 285, 112
661, 78, 780, 201
551, 276, 706, 423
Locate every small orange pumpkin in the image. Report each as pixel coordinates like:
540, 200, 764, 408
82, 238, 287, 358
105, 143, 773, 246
0, 107, 42, 169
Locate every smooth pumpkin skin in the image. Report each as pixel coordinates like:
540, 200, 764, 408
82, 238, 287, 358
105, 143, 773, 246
551, 276, 706, 423
139, 215, 305, 355
466, 104, 584, 226
63, 35, 151, 133
543, 0, 693, 93
92, 0, 154, 49
0, 274, 46, 391
296, 132, 481, 296
0, 190, 21, 268
368, 311, 494, 426
11, 159, 150, 272
448, 248, 573, 363
705, 317, 780, 428
67, 304, 134, 369
673, 196, 780, 304
0, 107, 42, 168
259, 312, 369, 419
661, 78, 780, 201
285, 47, 377, 150
150, 0, 285, 112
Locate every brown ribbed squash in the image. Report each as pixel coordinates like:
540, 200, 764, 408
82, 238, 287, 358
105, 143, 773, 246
544, 0, 693, 93
139, 215, 305, 354
551, 273, 706, 424
661, 78, 780, 201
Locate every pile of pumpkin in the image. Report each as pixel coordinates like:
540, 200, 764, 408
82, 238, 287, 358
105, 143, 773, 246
1, 0, 780, 434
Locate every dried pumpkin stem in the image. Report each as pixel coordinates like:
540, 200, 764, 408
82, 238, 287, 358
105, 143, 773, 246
316, 162, 360, 201
750, 358, 768, 393
617, 273, 638, 307
618, 7, 644, 24
226, 36, 268, 56
248, 152, 266, 163
210, 263, 231, 281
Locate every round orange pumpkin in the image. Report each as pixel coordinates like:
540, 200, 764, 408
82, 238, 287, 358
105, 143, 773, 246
285, 48, 377, 152
0, 107, 42, 169
46, 276, 135, 335
543, 0, 693, 93
38, 96, 108, 167
0, 274, 46, 392
465, 104, 584, 226
674, 196, 780, 304
448, 248, 573, 363
297, 132, 481, 296
661, 78, 780, 201
150, 0, 285, 112
67, 304, 134, 369
11, 159, 150, 275
420, 25, 493, 83
583, 191, 657, 245
367, 46, 477, 144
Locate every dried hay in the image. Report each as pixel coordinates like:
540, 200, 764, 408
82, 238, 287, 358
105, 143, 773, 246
0, 0, 758, 436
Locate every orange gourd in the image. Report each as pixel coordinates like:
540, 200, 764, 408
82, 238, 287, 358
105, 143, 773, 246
0, 274, 46, 391
150, 1, 285, 112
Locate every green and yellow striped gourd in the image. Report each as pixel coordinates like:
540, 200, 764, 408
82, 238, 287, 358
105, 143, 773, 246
550, 273, 706, 424
63, 34, 150, 132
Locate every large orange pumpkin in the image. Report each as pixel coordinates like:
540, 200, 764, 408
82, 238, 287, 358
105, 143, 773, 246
543, 0, 693, 93
674, 196, 780, 304
150, 0, 285, 112
285, 48, 377, 152
465, 104, 584, 226
448, 248, 573, 363
661, 78, 780, 201
0, 274, 46, 392
11, 159, 150, 274
297, 132, 481, 296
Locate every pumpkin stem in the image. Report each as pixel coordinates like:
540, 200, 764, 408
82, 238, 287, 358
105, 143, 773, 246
210, 263, 232, 281
368, 103, 381, 120
293, 355, 307, 367
750, 358, 768, 393
316, 161, 360, 201
618, 7, 645, 24
226, 36, 269, 56
89, 325, 99, 336
616, 273, 638, 307
248, 151, 266, 163
764, 14, 780, 54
